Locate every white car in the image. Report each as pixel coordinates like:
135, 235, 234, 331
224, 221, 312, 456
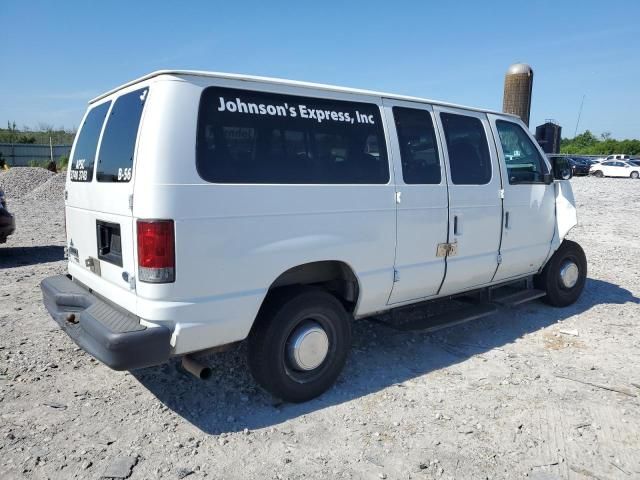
590, 160, 640, 178
40, 70, 585, 402
605, 154, 630, 161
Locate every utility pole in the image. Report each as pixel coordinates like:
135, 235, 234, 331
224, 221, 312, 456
574, 94, 586, 138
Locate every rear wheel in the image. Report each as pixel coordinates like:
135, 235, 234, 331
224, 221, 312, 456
593, 170, 603, 178
631, 171, 639, 179
248, 287, 352, 402
535, 240, 587, 307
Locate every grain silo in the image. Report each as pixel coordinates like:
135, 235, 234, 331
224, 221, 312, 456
502, 63, 533, 126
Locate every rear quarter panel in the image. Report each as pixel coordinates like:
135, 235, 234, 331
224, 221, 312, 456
134, 78, 396, 353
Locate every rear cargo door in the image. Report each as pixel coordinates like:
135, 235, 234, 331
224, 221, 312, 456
65, 87, 149, 299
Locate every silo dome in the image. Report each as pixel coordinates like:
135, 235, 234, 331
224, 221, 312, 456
506, 63, 533, 76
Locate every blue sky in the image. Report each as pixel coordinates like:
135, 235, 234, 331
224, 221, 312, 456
1, 1, 638, 139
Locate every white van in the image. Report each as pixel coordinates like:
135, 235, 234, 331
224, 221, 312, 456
41, 70, 586, 402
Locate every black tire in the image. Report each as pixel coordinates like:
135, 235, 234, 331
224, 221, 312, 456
631, 171, 639, 179
248, 287, 352, 402
535, 240, 587, 307
593, 170, 603, 178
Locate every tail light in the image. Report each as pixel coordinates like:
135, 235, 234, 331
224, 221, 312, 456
137, 220, 175, 283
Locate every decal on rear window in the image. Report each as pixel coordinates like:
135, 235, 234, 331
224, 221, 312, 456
96, 88, 148, 183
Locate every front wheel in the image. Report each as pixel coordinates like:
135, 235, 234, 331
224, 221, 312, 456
631, 171, 639, 179
535, 240, 587, 307
593, 170, 603, 178
248, 287, 352, 402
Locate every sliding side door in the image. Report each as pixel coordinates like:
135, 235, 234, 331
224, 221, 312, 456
384, 99, 449, 304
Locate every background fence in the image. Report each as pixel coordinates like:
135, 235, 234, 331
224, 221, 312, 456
0, 143, 72, 166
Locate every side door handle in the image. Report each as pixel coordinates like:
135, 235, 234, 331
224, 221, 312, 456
505, 211, 510, 229
453, 215, 462, 235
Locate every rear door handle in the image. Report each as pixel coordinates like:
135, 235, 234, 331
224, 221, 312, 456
505, 211, 510, 229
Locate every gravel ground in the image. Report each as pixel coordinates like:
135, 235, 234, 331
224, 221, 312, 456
0, 168, 55, 200
1, 176, 639, 480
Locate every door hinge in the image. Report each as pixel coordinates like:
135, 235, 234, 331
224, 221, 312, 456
128, 194, 134, 210
122, 271, 136, 290
393, 269, 400, 283
497, 254, 503, 264
499, 189, 505, 199
436, 242, 458, 257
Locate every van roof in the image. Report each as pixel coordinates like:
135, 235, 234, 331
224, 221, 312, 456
90, 69, 518, 118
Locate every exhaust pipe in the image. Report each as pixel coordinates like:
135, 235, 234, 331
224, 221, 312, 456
181, 355, 212, 380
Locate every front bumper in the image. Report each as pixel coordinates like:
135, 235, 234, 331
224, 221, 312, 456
40, 275, 171, 370
0, 209, 15, 243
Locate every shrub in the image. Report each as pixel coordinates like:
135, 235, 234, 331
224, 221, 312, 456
58, 155, 69, 170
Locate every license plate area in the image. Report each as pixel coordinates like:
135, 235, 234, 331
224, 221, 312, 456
96, 220, 123, 267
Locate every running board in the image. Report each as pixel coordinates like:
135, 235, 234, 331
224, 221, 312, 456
391, 303, 498, 333
491, 288, 546, 306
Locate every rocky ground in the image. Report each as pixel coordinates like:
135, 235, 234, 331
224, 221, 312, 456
0, 172, 639, 480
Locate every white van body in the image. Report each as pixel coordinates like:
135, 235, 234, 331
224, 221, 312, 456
42, 71, 584, 401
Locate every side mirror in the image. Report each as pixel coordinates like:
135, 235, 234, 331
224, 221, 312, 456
550, 157, 573, 180
543, 173, 554, 184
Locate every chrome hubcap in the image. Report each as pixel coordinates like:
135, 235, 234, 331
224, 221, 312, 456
559, 261, 579, 289
287, 321, 329, 371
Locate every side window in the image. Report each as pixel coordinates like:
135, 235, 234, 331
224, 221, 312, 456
393, 107, 441, 184
440, 113, 492, 185
495, 120, 548, 184
196, 87, 389, 184
96, 88, 148, 182
70, 102, 111, 182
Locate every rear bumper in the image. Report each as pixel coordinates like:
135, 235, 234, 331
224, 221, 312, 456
40, 274, 171, 370
0, 209, 15, 243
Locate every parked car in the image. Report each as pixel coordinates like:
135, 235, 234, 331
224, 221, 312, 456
562, 157, 591, 176
0, 187, 16, 244
572, 158, 592, 175
547, 156, 589, 176
40, 70, 586, 402
628, 159, 640, 168
590, 160, 640, 178
604, 154, 631, 161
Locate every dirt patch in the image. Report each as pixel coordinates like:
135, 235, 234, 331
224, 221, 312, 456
543, 331, 586, 350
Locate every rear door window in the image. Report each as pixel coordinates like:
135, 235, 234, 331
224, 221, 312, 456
96, 88, 148, 182
196, 87, 389, 184
440, 113, 492, 185
393, 107, 441, 184
70, 102, 111, 182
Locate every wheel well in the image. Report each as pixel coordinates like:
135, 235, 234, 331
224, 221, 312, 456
267, 261, 360, 312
